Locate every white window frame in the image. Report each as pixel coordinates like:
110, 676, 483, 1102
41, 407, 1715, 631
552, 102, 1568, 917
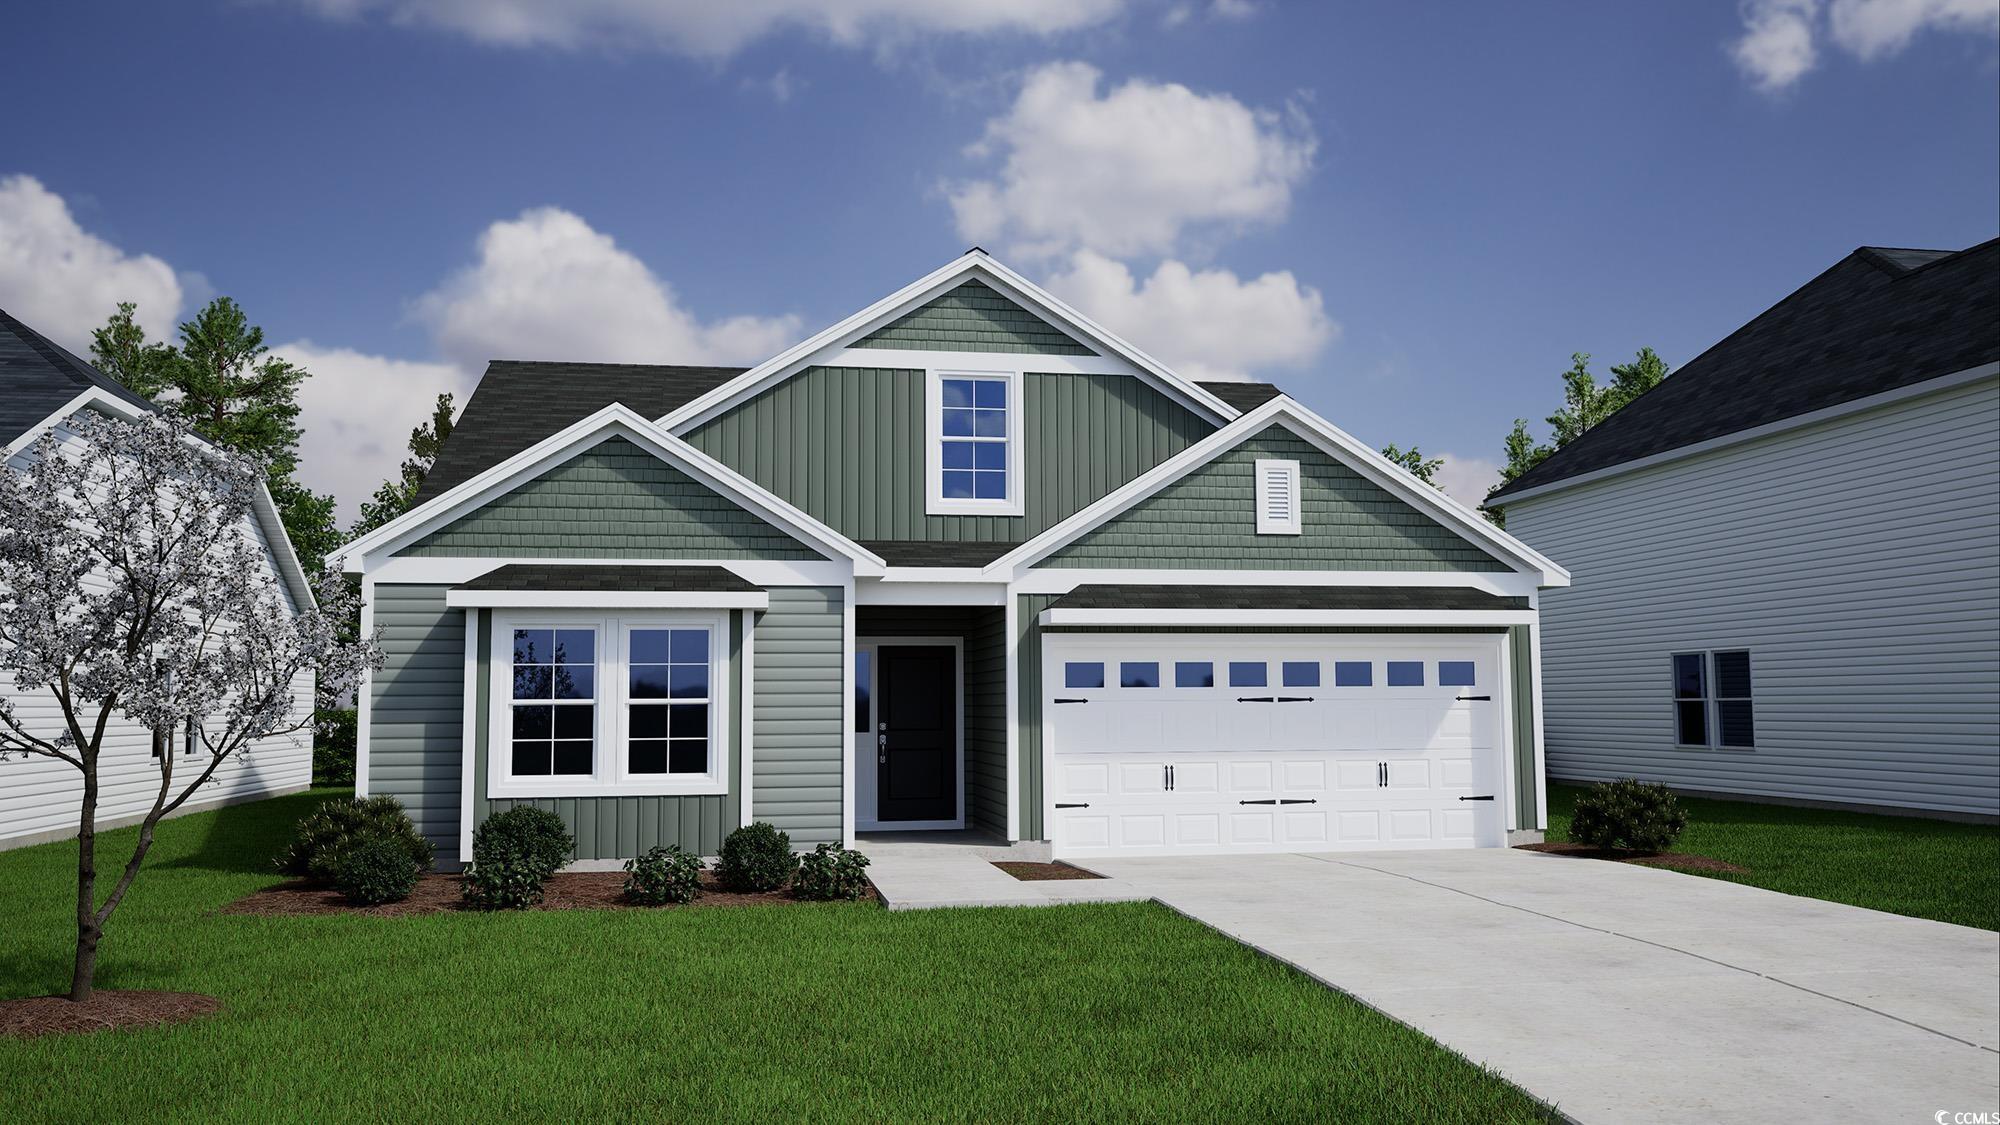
489, 610, 731, 798
1672, 649, 1755, 752
1254, 458, 1301, 535
926, 367, 1024, 517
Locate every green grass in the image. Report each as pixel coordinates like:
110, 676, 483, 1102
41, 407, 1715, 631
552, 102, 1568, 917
1547, 783, 2000, 930
1, 791, 1550, 1123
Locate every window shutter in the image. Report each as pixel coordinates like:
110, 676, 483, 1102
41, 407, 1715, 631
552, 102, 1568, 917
1254, 459, 1301, 535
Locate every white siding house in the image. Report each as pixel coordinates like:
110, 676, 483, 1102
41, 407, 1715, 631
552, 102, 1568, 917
0, 309, 319, 851
1492, 241, 2000, 820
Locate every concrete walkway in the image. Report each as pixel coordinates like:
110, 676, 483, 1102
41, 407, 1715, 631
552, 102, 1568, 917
856, 832, 1149, 910
1080, 849, 2000, 1124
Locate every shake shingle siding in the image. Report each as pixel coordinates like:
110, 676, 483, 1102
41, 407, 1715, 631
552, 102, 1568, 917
367, 584, 464, 856
851, 279, 1096, 355
1047, 427, 1510, 571
752, 587, 846, 844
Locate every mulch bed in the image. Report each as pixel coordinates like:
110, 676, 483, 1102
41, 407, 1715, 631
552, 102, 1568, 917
993, 861, 1104, 882
0, 991, 221, 1039
1517, 841, 1749, 875
222, 871, 879, 917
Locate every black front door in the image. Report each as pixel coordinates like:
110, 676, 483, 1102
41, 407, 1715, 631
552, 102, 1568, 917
876, 645, 957, 822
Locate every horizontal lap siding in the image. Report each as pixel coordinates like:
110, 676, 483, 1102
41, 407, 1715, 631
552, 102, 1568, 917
753, 587, 845, 845
859, 607, 1009, 836
1046, 428, 1511, 571
1506, 378, 2000, 816
367, 584, 464, 856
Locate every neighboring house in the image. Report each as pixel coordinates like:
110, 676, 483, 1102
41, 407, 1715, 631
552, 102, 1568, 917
1489, 239, 2000, 820
343, 251, 1569, 866
0, 308, 319, 850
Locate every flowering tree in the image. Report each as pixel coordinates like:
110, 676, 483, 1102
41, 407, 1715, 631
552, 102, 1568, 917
0, 410, 380, 1002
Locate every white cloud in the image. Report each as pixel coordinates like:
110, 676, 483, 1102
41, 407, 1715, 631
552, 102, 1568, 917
1044, 250, 1334, 382
297, 0, 1127, 56
947, 61, 1315, 261
1731, 0, 1998, 90
277, 343, 471, 525
1433, 453, 1503, 511
0, 174, 182, 353
413, 206, 800, 370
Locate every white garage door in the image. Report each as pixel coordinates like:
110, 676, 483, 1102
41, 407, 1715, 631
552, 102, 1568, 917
1044, 634, 1508, 857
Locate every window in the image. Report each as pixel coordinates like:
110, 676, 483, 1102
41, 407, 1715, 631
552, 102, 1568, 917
853, 650, 872, 734
1386, 661, 1425, 687
1439, 661, 1476, 687
1714, 651, 1755, 749
1334, 661, 1372, 687
1175, 661, 1214, 687
510, 627, 596, 777
1674, 651, 1755, 749
1064, 661, 1105, 689
1673, 653, 1709, 746
1254, 458, 1301, 535
1228, 661, 1267, 688
1281, 661, 1320, 688
1120, 661, 1160, 688
626, 627, 710, 776
928, 370, 1022, 515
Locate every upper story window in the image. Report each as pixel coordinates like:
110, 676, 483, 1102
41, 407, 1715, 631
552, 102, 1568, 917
927, 369, 1023, 517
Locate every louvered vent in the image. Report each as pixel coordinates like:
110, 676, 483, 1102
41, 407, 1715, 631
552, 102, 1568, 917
1254, 458, 1301, 535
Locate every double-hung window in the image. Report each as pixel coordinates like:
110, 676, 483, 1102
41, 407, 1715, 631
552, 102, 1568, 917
1672, 650, 1755, 749
490, 612, 729, 797
927, 370, 1022, 516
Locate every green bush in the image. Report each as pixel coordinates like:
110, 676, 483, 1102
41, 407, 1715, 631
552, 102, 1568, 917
716, 822, 798, 892
1570, 778, 1690, 853
312, 707, 358, 786
793, 842, 871, 901
275, 795, 432, 883
329, 834, 421, 905
461, 806, 574, 910
623, 845, 705, 905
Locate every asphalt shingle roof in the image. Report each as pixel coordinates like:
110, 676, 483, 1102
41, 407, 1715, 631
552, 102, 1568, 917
0, 307, 155, 446
451, 563, 761, 594
1489, 238, 2000, 502
858, 540, 1020, 567
1046, 585, 1530, 612
1196, 380, 1284, 412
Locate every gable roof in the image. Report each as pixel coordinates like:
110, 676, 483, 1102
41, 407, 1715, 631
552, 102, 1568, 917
0, 307, 155, 446
1196, 380, 1284, 412
1490, 238, 2000, 504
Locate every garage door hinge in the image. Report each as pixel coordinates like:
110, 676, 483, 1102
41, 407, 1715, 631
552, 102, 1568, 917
1277, 696, 1314, 703
1277, 798, 1317, 805
1458, 795, 1495, 801
1053, 697, 1089, 704
1055, 803, 1090, 809
1456, 695, 1492, 701
1236, 695, 1276, 703
1238, 799, 1278, 805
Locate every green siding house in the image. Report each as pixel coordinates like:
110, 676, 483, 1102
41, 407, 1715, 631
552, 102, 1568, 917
343, 251, 1569, 866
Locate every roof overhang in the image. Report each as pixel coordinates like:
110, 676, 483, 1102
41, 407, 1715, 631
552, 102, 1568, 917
448, 589, 768, 610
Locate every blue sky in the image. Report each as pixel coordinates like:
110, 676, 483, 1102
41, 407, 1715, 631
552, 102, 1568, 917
3, 0, 1995, 518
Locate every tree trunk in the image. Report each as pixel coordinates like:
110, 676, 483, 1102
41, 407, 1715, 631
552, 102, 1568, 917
69, 757, 102, 1004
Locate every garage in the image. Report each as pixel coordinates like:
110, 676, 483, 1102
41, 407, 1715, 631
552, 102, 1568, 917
1042, 633, 1513, 857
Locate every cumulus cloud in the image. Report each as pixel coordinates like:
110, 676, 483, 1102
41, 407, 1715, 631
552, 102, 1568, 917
1732, 0, 1998, 90
0, 174, 182, 352
1044, 250, 1334, 382
947, 61, 1315, 261
413, 206, 801, 370
1433, 453, 1504, 511
277, 343, 471, 525
296, 0, 1126, 56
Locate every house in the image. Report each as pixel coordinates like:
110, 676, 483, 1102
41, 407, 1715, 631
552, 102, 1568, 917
0, 308, 320, 850
1488, 239, 2000, 820
342, 251, 1570, 865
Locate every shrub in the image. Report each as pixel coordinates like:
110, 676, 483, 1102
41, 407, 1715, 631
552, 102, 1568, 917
1570, 778, 1690, 853
276, 795, 431, 883
716, 822, 798, 892
623, 845, 705, 905
461, 806, 574, 910
793, 843, 871, 901
329, 834, 421, 905
311, 707, 358, 786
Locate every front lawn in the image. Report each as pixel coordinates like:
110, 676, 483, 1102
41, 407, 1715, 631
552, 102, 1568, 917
1, 791, 1551, 1123
1546, 783, 2000, 930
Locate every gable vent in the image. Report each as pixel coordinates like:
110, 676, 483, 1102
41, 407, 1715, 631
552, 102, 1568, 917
1255, 458, 1302, 535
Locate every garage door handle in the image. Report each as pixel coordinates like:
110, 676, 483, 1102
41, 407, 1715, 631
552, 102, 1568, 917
1236, 696, 1275, 703
1276, 696, 1314, 703
1458, 795, 1495, 801
1456, 695, 1491, 701
1238, 799, 1278, 805
1053, 697, 1089, 704
1055, 803, 1090, 809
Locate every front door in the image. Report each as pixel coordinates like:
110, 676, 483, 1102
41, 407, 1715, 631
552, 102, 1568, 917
876, 645, 957, 822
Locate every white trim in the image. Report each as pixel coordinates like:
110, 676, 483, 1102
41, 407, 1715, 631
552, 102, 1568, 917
1004, 591, 1021, 842
856, 580, 1007, 606
355, 575, 375, 797
657, 251, 1239, 435
840, 577, 857, 845
817, 348, 1136, 376
1491, 362, 2000, 508
1010, 568, 1547, 598
738, 610, 756, 830
1528, 619, 1548, 831
1038, 607, 1538, 628
854, 636, 967, 833
1498, 624, 1518, 832
446, 589, 768, 610
340, 403, 885, 576
459, 606, 478, 863
925, 367, 1025, 517
1, 387, 108, 458
984, 397, 1570, 586
1254, 458, 1301, 535
367, 556, 852, 589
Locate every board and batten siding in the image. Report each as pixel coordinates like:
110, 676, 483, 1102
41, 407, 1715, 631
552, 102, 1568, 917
859, 606, 1008, 836
686, 367, 1214, 542
366, 583, 464, 855
752, 586, 846, 845
1504, 376, 2000, 817
1045, 427, 1511, 571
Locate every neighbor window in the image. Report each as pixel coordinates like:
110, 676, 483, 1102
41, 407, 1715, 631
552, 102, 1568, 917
1673, 653, 1709, 746
1674, 651, 1755, 749
1175, 661, 1214, 688
928, 371, 1021, 515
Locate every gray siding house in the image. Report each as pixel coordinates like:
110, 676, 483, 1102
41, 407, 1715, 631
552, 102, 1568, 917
1490, 240, 1999, 820
345, 252, 1569, 865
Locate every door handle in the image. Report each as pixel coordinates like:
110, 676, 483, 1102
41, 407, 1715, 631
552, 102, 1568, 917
877, 731, 887, 764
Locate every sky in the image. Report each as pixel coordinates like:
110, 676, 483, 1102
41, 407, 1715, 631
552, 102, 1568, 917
2, 0, 1995, 521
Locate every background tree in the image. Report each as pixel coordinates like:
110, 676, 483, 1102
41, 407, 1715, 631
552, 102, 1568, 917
1485, 347, 1671, 525
90, 298, 341, 572
350, 393, 457, 538
1380, 443, 1444, 489
0, 411, 379, 1003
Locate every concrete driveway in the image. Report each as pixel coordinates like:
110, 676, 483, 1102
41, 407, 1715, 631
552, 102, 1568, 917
1083, 848, 2000, 1124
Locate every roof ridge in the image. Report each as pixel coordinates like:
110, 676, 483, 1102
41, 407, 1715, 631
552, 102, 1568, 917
485, 359, 750, 373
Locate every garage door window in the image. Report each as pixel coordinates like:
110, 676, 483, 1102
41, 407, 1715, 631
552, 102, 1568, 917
1282, 661, 1319, 687
1120, 662, 1160, 688
1439, 661, 1475, 687
1064, 662, 1105, 689
1175, 661, 1214, 687
1387, 661, 1425, 687
1334, 661, 1372, 687
1228, 661, 1267, 687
